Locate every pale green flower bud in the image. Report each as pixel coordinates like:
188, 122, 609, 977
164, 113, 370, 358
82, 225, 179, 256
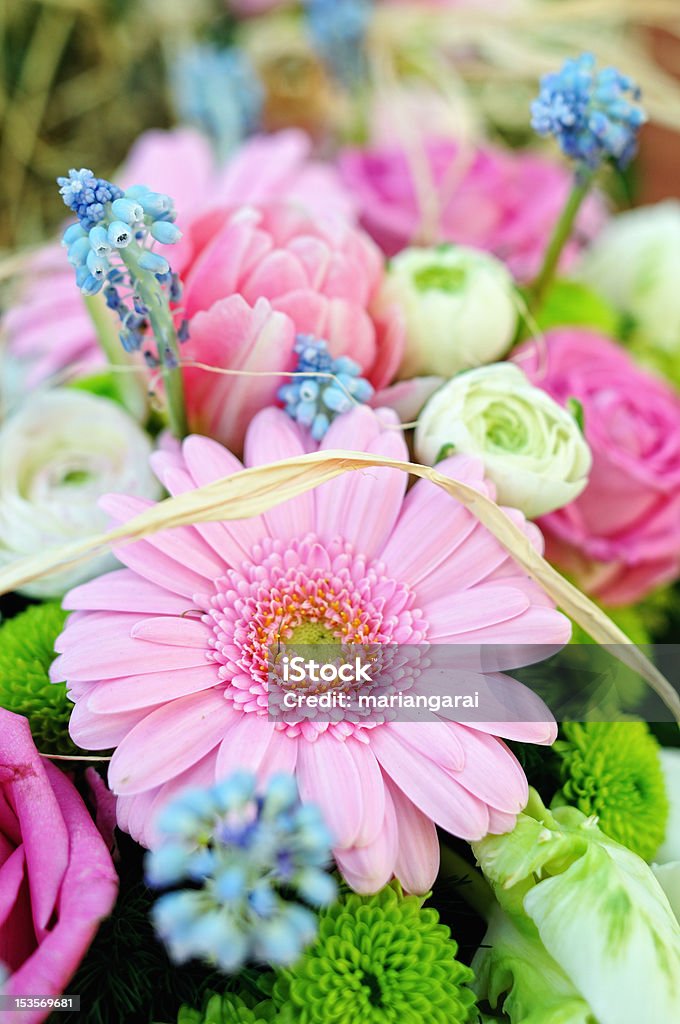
415, 363, 592, 518
578, 200, 680, 355
376, 245, 518, 379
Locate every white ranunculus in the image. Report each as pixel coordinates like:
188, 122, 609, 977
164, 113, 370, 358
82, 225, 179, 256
376, 245, 518, 379
578, 200, 680, 353
415, 363, 592, 518
0, 389, 160, 598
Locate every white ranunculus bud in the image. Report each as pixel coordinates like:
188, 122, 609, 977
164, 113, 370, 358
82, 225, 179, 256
0, 389, 160, 598
578, 200, 680, 353
376, 245, 518, 379
415, 363, 592, 519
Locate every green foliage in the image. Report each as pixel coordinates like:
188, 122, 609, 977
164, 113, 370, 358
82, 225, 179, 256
0, 601, 75, 754
272, 881, 477, 1023
552, 721, 669, 860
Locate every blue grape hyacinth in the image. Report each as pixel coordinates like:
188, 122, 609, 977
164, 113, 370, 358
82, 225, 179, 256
304, 0, 373, 86
58, 170, 188, 364
278, 335, 374, 441
170, 43, 263, 161
531, 52, 646, 172
145, 772, 337, 973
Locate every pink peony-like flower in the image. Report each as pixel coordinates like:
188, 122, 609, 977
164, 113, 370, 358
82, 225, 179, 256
3, 127, 353, 393
339, 137, 606, 281
176, 203, 403, 451
0, 710, 118, 1023
517, 329, 680, 605
52, 405, 568, 893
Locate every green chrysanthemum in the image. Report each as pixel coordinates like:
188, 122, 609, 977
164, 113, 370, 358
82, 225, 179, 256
0, 602, 76, 754
178, 992, 278, 1024
272, 881, 477, 1024
552, 721, 669, 860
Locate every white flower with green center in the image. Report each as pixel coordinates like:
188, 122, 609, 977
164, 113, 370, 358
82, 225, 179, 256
472, 790, 680, 1024
415, 363, 592, 518
0, 388, 160, 597
376, 245, 518, 379
578, 201, 680, 358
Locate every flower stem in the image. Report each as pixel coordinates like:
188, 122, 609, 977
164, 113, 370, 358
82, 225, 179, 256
83, 295, 147, 421
439, 842, 494, 920
120, 244, 188, 439
530, 173, 593, 308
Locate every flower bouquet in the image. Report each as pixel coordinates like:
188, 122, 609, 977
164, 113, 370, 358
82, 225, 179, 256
1, 3, 680, 1023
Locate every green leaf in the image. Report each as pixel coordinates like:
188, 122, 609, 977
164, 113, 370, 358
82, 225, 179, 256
532, 280, 620, 335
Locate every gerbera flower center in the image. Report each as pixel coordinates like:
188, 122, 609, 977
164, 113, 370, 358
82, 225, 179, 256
199, 533, 429, 734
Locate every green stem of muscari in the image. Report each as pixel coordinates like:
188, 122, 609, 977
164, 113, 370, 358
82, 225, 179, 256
530, 171, 594, 309
83, 295, 148, 421
439, 842, 494, 921
120, 242, 188, 439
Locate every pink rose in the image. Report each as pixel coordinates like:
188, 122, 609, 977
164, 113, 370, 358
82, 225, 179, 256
516, 329, 680, 605
3, 128, 353, 393
0, 710, 118, 1023
339, 138, 606, 281
176, 203, 404, 452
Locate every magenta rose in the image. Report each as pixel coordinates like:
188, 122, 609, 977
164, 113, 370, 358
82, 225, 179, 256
0, 711, 118, 1024
339, 138, 606, 281
516, 329, 680, 605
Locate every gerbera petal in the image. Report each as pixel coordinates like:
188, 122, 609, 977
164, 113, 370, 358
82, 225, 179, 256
316, 406, 407, 558
86, 665, 220, 713
380, 456, 488, 586
369, 725, 489, 840
297, 735, 363, 850
109, 689, 234, 795
101, 494, 225, 581
385, 776, 440, 895
451, 729, 528, 814
215, 715, 275, 779
63, 569, 190, 615
244, 409, 315, 540
182, 433, 269, 557
345, 739, 386, 846
424, 585, 531, 639
334, 784, 398, 894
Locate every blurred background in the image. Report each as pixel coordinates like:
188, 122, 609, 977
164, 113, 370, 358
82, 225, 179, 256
1, 0, 680, 255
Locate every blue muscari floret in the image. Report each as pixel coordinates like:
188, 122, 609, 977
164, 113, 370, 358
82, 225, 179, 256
278, 335, 374, 441
531, 53, 646, 172
304, 0, 373, 86
58, 170, 188, 362
57, 169, 124, 230
145, 772, 336, 973
171, 43, 263, 161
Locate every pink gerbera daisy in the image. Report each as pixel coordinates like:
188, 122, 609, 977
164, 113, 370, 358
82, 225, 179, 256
52, 406, 568, 893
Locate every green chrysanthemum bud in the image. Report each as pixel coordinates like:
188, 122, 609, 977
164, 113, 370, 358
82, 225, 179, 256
178, 991, 277, 1024
0, 602, 77, 755
552, 721, 669, 860
272, 881, 477, 1024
